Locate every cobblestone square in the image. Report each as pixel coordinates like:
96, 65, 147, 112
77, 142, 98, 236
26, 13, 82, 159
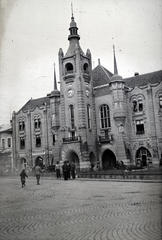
0, 177, 161, 240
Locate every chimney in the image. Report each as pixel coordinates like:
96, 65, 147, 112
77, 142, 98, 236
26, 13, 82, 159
98, 59, 100, 65
134, 72, 139, 76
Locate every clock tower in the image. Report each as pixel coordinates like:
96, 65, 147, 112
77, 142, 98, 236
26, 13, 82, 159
58, 11, 97, 170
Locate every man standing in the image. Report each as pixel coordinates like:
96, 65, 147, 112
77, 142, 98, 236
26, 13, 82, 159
35, 164, 43, 185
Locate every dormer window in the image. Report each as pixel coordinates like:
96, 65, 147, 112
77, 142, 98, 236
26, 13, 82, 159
65, 63, 73, 74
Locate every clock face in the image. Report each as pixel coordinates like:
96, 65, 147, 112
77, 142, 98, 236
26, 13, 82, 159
67, 88, 74, 97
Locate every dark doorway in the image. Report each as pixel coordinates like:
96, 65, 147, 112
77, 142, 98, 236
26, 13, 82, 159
102, 150, 116, 170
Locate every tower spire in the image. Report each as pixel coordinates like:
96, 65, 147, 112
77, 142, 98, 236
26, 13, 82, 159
71, 2, 73, 17
54, 63, 57, 90
113, 45, 118, 75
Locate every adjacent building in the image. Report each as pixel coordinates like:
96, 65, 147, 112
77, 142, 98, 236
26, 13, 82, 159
12, 14, 162, 172
0, 123, 13, 172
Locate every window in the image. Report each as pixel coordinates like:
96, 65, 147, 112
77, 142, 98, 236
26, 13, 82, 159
159, 95, 162, 108
132, 99, 143, 112
8, 138, 11, 148
69, 105, 75, 129
100, 104, 111, 129
83, 63, 89, 73
36, 135, 41, 147
20, 137, 25, 149
87, 104, 91, 129
34, 118, 41, 129
19, 120, 25, 131
53, 134, 55, 145
2, 139, 5, 149
65, 63, 73, 74
136, 120, 145, 135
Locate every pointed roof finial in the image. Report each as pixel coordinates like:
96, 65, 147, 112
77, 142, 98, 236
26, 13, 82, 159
53, 63, 57, 90
113, 45, 118, 75
71, 2, 74, 18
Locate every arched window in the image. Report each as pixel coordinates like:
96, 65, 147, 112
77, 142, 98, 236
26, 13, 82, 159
69, 105, 75, 129
100, 104, 111, 129
19, 119, 25, 131
34, 117, 41, 129
87, 104, 91, 129
65, 63, 73, 74
83, 63, 89, 73
159, 95, 162, 108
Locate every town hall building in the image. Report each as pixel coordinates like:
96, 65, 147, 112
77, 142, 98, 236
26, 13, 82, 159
12, 13, 162, 172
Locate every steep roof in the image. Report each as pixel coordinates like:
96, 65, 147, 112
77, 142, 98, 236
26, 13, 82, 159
19, 96, 50, 112
92, 65, 113, 87
124, 70, 162, 88
0, 124, 12, 133
92, 64, 162, 88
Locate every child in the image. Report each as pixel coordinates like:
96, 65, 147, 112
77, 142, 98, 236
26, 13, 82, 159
20, 169, 28, 187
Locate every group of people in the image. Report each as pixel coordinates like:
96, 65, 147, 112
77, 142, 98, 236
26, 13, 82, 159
56, 161, 76, 180
20, 161, 76, 187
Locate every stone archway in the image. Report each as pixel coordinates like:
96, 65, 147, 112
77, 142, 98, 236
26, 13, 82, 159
136, 147, 152, 167
65, 150, 80, 174
102, 149, 116, 170
35, 156, 44, 168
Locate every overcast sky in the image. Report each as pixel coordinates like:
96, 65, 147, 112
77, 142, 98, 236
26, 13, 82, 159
0, 0, 162, 125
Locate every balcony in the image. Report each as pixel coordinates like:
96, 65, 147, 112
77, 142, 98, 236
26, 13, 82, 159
98, 135, 113, 143
63, 136, 81, 143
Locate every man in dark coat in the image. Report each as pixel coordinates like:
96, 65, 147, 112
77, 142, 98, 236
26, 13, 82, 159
62, 161, 68, 180
20, 169, 28, 187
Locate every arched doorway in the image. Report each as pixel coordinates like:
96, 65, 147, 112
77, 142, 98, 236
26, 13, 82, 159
35, 157, 44, 168
102, 149, 116, 170
136, 147, 152, 167
65, 150, 80, 174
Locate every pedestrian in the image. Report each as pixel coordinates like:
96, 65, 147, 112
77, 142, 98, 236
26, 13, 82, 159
56, 161, 61, 179
35, 164, 43, 185
62, 161, 68, 180
67, 161, 71, 179
20, 169, 28, 187
71, 162, 76, 179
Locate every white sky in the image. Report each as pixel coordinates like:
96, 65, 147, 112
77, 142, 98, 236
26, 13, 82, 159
0, 0, 162, 125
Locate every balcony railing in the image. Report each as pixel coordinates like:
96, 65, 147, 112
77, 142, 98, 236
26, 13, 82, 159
63, 136, 80, 143
98, 135, 113, 143
136, 130, 145, 135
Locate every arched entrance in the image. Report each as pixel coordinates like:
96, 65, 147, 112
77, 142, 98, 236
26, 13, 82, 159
102, 149, 116, 170
136, 147, 152, 167
65, 150, 80, 174
35, 156, 44, 168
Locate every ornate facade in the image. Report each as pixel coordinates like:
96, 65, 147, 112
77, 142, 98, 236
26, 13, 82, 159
12, 14, 162, 171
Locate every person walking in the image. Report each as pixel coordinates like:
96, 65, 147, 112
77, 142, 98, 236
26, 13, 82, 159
62, 161, 68, 180
35, 164, 43, 185
56, 161, 61, 179
20, 169, 28, 187
67, 161, 71, 179
71, 162, 76, 179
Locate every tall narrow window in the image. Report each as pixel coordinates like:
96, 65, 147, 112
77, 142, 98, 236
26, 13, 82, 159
100, 104, 111, 129
133, 101, 137, 112
69, 105, 75, 129
2, 139, 5, 149
138, 100, 143, 111
19, 120, 25, 130
36, 135, 41, 147
87, 104, 91, 129
159, 95, 162, 108
20, 137, 25, 149
34, 118, 41, 129
53, 134, 55, 145
8, 138, 11, 148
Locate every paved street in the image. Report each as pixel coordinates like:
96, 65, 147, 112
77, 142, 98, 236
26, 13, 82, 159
0, 177, 161, 240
